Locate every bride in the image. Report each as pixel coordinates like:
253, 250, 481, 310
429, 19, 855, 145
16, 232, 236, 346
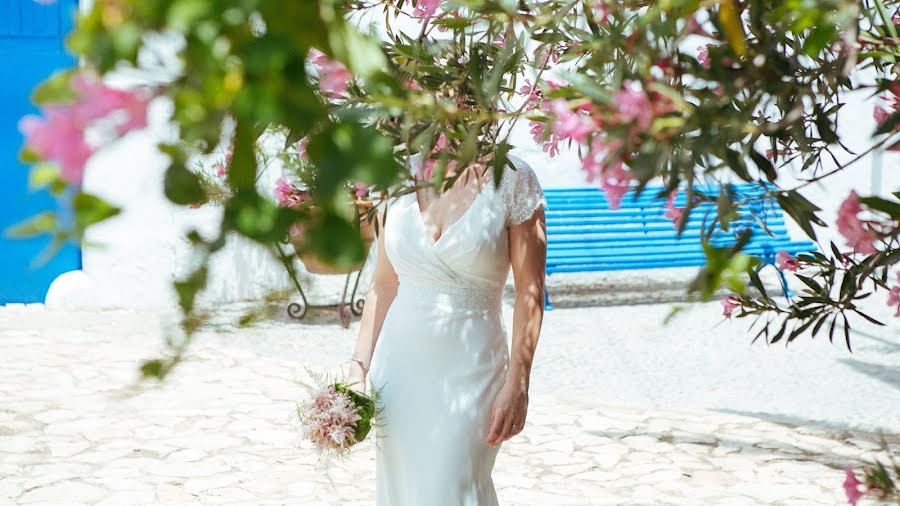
346, 154, 547, 505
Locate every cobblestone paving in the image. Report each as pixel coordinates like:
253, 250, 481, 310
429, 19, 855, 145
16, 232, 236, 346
1, 307, 896, 505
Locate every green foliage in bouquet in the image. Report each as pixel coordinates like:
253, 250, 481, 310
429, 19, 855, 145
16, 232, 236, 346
335, 382, 377, 443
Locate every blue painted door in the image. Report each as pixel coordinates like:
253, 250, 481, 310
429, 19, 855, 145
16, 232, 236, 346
0, 0, 80, 303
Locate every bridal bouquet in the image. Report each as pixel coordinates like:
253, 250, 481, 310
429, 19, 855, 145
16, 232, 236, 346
297, 379, 376, 455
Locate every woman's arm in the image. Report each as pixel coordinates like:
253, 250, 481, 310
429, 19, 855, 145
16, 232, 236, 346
347, 205, 400, 392
486, 206, 547, 446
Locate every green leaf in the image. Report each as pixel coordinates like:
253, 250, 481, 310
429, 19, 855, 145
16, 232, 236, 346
813, 104, 838, 144
140, 359, 166, 379
724, 148, 752, 182
874, 110, 900, 135
803, 25, 836, 56
328, 23, 387, 79
776, 190, 824, 240
226, 193, 298, 244
20, 147, 42, 164
874, 0, 899, 38
307, 122, 398, 190
554, 69, 611, 103
859, 196, 900, 219
749, 149, 777, 182
28, 164, 62, 191
73, 193, 121, 230
5, 212, 57, 238
31, 69, 77, 105
174, 265, 208, 314
164, 164, 205, 206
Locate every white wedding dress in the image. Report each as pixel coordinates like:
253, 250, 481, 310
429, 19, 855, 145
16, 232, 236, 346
368, 156, 545, 506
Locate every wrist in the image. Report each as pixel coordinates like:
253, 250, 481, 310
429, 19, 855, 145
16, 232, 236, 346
349, 358, 369, 377
507, 365, 530, 390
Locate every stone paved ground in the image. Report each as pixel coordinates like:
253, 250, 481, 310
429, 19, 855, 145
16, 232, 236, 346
1, 305, 898, 505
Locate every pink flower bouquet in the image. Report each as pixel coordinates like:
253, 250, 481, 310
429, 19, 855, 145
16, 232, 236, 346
297, 382, 376, 455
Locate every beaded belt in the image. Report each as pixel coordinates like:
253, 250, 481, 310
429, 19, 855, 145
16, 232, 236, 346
397, 279, 504, 312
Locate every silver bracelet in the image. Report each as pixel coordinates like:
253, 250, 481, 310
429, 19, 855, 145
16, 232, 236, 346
350, 358, 369, 375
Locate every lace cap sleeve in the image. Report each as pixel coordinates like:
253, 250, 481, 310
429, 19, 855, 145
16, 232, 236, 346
504, 156, 546, 226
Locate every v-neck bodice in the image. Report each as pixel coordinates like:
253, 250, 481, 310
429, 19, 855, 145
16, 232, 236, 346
383, 156, 545, 290
414, 170, 494, 247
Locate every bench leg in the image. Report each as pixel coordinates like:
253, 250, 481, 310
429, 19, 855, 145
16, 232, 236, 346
776, 268, 792, 299
544, 285, 553, 311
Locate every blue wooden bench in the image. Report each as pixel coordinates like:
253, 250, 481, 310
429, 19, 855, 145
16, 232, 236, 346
543, 184, 817, 310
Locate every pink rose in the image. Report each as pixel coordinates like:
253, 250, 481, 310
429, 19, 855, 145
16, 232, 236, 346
836, 191, 880, 255
721, 296, 740, 318
843, 468, 864, 506
775, 250, 801, 272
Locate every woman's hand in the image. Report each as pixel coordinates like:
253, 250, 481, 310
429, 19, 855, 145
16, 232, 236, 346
485, 373, 529, 447
346, 361, 367, 394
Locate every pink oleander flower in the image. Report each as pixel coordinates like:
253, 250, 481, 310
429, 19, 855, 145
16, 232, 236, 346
599, 161, 631, 210
299, 385, 362, 452
496, 34, 506, 48
405, 79, 423, 91
698, 45, 711, 69
274, 178, 310, 209
776, 250, 801, 272
684, 16, 711, 37
836, 191, 880, 255
294, 137, 310, 162
309, 49, 351, 98
19, 109, 92, 185
354, 182, 370, 199
413, 0, 441, 21
69, 74, 150, 134
580, 136, 629, 209
843, 468, 865, 506
549, 99, 594, 143
874, 105, 891, 127
19, 72, 151, 185
593, 1, 611, 22
888, 272, 900, 317
582, 136, 623, 182
721, 295, 740, 318
664, 192, 685, 228
614, 80, 654, 131
529, 121, 561, 157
